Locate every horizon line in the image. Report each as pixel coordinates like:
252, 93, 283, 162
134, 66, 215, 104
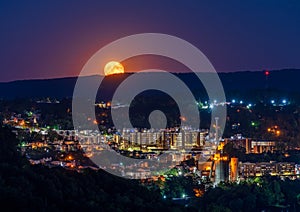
1, 68, 299, 83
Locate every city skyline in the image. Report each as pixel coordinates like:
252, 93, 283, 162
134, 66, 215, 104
1, 1, 300, 210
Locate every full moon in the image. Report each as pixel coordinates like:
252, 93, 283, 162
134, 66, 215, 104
104, 61, 124, 76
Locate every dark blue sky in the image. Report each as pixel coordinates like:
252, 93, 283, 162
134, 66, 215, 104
0, 0, 300, 82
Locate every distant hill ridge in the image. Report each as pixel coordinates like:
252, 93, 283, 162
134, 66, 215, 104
0, 69, 299, 100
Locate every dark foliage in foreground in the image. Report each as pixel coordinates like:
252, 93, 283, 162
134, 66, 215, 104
0, 126, 185, 211
193, 177, 300, 212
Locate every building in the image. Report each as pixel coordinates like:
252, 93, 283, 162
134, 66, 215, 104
119, 128, 207, 150
229, 157, 238, 182
239, 161, 295, 178
251, 141, 276, 153
224, 137, 276, 154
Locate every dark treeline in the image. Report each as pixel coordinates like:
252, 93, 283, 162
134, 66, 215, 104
2, 70, 300, 100
195, 177, 300, 212
0, 125, 185, 211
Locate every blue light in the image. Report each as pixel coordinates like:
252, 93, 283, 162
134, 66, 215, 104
232, 99, 236, 103
271, 100, 275, 104
240, 100, 243, 104
282, 99, 287, 104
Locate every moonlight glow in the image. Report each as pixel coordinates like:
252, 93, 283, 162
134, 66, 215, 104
104, 61, 124, 76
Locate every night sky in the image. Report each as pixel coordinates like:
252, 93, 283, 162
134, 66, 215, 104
0, 0, 300, 82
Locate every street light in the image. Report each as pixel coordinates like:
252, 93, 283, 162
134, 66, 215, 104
276, 130, 280, 136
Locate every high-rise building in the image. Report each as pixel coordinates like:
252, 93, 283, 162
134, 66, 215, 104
229, 157, 238, 182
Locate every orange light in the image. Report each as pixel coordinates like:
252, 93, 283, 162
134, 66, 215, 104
19, 120, 25, 126
193, 188, 203, 197
220, 156, 228, 161
267, 128, 271, 132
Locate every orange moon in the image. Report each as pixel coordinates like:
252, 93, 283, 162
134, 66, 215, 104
104, 61, 124, 76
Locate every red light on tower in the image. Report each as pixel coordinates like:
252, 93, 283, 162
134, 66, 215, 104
264, 70, 270, 90
265, 70, 270, 76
